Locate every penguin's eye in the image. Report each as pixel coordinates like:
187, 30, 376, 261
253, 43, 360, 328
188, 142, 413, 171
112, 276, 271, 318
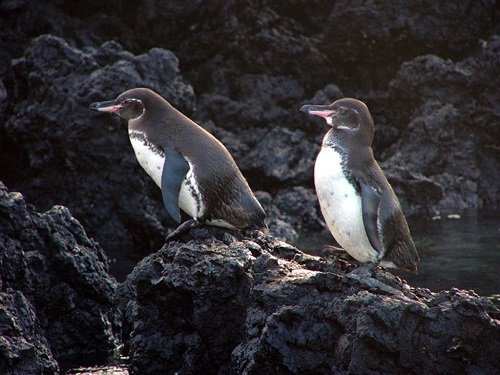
338, 107, 347, 115
122, 99, 141, 107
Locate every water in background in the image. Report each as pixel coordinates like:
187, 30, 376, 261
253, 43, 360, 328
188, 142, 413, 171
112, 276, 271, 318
108, 209, 499, 297
294, 209, 500, 298
108, 210, 500, 296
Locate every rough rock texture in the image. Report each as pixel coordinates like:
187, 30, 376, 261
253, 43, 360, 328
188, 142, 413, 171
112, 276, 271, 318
0, 291, 58, 375
0, 182, 119, 374
117, 226, 500, 375
382, 36, 500, 214
256, 187, 326, 243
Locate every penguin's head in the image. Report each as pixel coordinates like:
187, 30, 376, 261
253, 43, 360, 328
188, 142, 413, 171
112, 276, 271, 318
89, 88, 164, 121
300, 98, 374, 146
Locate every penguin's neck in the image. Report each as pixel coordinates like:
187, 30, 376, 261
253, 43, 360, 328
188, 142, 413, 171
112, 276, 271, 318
323, 133, 374, 180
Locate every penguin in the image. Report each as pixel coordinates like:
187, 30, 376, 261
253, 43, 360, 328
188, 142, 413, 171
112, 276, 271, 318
90, 88, 266, 237
300, 98, 419, 274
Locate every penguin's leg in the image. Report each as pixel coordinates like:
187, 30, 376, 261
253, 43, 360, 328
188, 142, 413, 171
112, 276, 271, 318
323, 244, 344, 251
346, 262, 377, 279
345, 250, 385, 279
243, 228, 266, 239
165, 219, 202, 242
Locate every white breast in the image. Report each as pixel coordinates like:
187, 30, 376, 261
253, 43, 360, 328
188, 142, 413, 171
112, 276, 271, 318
128, 130, 205, 219
314, 146, 377, 263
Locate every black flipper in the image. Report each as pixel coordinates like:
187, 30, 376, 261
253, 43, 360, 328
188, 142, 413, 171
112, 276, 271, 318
161, 146, 190, 223
359, 180, 385, 258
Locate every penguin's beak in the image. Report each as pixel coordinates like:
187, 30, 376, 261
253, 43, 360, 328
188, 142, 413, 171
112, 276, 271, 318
89, 99, 123, 113
300, 104, 336, 126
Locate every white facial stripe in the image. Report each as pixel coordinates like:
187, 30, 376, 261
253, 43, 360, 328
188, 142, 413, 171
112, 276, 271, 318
336, 124, 351, 130
130, 105, 146, 121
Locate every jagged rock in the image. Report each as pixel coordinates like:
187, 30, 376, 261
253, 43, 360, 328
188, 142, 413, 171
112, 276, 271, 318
238, 126, 318, 186
382, 36, 500, 213
115, 0, 332, 93
0, 182, 119, 373
1, 2, 499, 374
0, 33, 311, 251
252, 187, 325, 243
117, 226, 500, 375
0, 291, 58, 375
2, 1, 500, 247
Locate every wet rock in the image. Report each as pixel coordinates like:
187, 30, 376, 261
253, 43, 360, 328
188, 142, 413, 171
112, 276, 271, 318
117, 226, 500, 375
0, 182, 119, 372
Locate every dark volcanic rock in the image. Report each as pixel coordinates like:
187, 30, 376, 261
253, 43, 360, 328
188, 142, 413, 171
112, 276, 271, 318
196, 74, 305, 131
0, 31, 321, 249
118, 227, 500, 375
238, 126, 318, 187
322, 0, 499, 91
254, 187, 325, 243
0, 0, 127, 86
0, 182, 119, 373
0, 291, 58, 375
1, 2, 499, 374
381, 36, 500, 214
116, 0, 332, 93
1, 0, 499, 247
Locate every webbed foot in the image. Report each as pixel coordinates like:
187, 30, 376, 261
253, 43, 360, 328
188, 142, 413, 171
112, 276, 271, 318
165, 219, 202, 242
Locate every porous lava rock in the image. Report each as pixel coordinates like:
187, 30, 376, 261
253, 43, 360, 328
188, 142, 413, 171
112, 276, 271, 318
0, 182, 119, 374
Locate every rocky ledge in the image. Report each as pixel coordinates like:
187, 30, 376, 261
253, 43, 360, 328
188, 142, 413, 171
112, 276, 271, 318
117, 226, 500, 375
1, 182, 500, 374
